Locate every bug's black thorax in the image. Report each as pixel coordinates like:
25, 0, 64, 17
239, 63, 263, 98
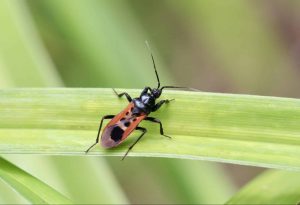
132, 93, 156, 115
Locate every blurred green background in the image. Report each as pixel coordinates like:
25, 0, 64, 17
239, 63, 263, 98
1, 0, 300, 204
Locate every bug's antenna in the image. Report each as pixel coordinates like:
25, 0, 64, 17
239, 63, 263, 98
161, 86, 199, 92
145, 41, 160, 88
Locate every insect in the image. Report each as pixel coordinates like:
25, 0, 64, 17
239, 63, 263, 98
85, 43, 197, 160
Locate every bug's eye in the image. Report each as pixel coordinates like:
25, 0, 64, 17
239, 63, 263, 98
152, 89, 161, 97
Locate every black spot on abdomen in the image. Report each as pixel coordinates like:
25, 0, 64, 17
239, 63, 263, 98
111, 126, 124, 142
124, 121, 131, 127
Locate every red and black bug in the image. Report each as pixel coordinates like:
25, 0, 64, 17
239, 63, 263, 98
85, 43, 197, 160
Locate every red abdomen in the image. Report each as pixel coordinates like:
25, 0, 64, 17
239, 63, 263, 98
101, 102, 146, 148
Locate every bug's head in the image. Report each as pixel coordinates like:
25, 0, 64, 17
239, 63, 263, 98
151, 88, 162, 98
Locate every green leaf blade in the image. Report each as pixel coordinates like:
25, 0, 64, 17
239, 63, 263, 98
0, 157, 72, 204
1, 88, 300, 171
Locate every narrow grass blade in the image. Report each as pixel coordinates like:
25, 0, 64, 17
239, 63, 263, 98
0, 88, 300, 171
0, 179, 26, 204
0, 157, 72, 204
226, 170, 300, 204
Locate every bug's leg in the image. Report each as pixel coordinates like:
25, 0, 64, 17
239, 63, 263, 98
140, 87, 152, 96
145, 117, 171, 139
121, 126, 147, 160
85, 115, 115, 153
112, 88, 132, 102
152, 99, 175, 112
